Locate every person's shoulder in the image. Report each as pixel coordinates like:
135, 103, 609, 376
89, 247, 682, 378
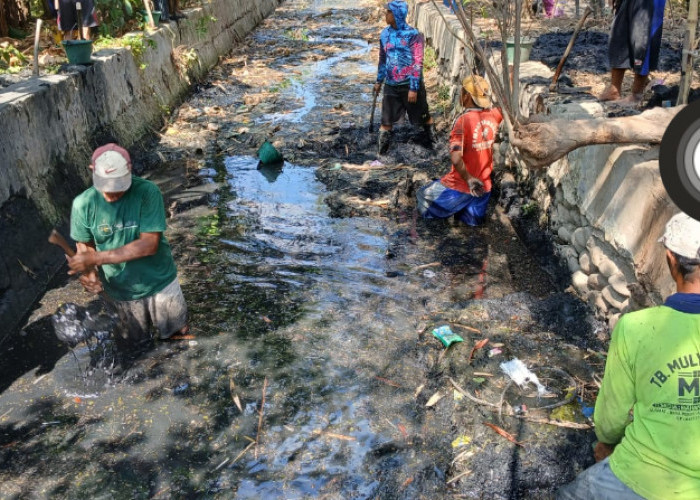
130, 176, 159, 192
615, 305, 675, 333
73, 186, 99, 207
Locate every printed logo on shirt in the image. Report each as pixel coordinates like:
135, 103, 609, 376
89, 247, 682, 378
97, 221, 138, 238
649, 354, 700, 420
471, 119, 499, 151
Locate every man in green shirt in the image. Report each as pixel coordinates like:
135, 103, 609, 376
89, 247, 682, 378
558, 212, 700, 499
67, 143, 189, 349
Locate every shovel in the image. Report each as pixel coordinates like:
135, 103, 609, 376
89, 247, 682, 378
369, 88, 379, 133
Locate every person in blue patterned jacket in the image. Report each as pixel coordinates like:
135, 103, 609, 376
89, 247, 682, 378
373, 0, 435, 154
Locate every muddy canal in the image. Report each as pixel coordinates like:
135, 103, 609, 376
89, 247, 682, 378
1, 1, 607, 498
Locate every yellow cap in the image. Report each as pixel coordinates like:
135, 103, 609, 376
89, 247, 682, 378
462, 75, 492, 108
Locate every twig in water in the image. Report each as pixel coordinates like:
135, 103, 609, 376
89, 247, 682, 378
212, 457, 229, 472
232, 442, 256, 465
447, 468, 472, 484
255, 376, 268, 459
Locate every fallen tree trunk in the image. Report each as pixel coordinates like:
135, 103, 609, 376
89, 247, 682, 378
511, 106, 683, 168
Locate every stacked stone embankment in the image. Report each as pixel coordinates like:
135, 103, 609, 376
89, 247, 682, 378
0, 0, 281, 335
411, 1, 677, 327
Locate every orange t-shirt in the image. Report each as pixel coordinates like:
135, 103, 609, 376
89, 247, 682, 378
441, 107, 503, 194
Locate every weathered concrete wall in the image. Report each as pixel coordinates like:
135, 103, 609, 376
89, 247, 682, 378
0, 0, 281, 334
412, 1, 677, 325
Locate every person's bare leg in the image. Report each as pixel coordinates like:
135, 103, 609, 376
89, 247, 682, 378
599, 68, 625, 101
81, 27, 90, 40
618, 73, 649, 104
63, 30, 73, 41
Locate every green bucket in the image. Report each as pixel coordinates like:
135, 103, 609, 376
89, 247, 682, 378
142, 10, 161, 24
62, 40, 93, 65
257, 140, 284, 165
505, 37, 534, 63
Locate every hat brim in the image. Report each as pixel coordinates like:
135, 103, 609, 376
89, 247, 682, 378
93, 173, 132, 193
471, 94, 492, 109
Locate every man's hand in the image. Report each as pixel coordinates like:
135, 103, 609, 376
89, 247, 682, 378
408, 90, 417, 103
67, 250, 98, 275
78, 269, 103, 294
468, 177, 485, 197
374, 82, 382, 96
593, 442, 615, 462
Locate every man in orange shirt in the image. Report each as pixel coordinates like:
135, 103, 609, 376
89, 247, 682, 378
417, 75, 503, 226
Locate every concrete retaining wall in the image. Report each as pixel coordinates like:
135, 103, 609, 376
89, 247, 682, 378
412, 1, 677, 326
0, 0, 281, 334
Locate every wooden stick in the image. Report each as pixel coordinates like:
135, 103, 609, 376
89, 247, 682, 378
33, 19, 42, 77
143, 0, 156, 29
516, 415, 592, 429
678, 0, 699, 105
231, 442, 255, 465
449, 377, 498, 407
48, 229, 75, 257
255, 376, 268, 458
549, 7, 591, 92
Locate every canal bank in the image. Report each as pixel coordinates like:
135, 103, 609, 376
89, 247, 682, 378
0, 0, 282, 337
411, 1, 681, 328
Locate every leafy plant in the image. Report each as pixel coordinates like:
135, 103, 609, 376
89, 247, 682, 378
95, 33, 156, 68
0, 42, 27, 73
521, 201, 538, 217
95, 0, 136, 37
283, 28, 309, 41
172, 45, 198, 77
196, 15, 217, 37
424, 45, 437, 71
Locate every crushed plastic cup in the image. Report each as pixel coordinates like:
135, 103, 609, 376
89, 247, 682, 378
500, 358, 548, 396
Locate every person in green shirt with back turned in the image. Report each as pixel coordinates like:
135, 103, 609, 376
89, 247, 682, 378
67, 143, 189, 350
558, 212, 700, 499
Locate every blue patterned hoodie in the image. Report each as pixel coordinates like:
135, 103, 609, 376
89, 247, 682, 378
376, 1, 424, 91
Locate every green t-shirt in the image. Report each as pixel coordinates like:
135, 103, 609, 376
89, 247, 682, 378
595, 305, 700, 500
70, 175, 177, 301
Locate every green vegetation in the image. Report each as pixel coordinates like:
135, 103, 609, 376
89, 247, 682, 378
0, 42, 27, 74
196, 15, 218, 37
95, 33, 156, 68
424, 45, 437, 71
269, 78, 293, 93
435, 84, 452, 114
521, 201, 539, 217
283, 27, 310, 41
95, 0, 136, 36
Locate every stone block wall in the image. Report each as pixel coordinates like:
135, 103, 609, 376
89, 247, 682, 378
411, 1, 677, 325
0, 0, 281, 334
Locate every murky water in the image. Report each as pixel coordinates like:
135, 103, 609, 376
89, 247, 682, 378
0, 0, 603, 497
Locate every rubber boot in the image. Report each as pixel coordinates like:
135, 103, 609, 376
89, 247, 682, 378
378, 129, 392, 155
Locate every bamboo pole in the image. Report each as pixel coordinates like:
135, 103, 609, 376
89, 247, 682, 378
512, 0, 522, 121
678, 0, 698, 105
143, 0, 156, 29
33, 18, 42, 77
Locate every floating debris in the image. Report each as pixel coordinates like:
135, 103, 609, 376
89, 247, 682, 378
500, 358, 548, 396
432, 326, 463, 348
